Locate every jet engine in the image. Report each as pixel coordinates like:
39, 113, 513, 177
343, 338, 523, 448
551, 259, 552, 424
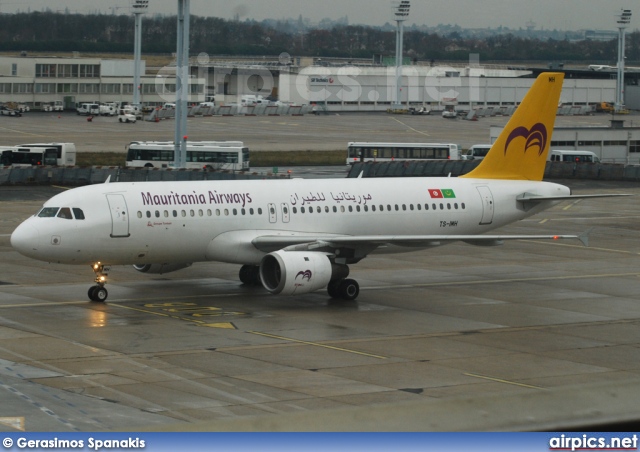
132, 263, 192, 274
259, 250, 348, 296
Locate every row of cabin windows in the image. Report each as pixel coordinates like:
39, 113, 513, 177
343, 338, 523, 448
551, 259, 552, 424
138, 202, 466, 219
138, 207, 264, 219
291, 202, 466, 214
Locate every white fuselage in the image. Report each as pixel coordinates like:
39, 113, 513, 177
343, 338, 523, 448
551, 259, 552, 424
10, 177, 569, 266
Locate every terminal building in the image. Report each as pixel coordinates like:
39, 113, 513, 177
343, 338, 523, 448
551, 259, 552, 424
0, 54, 625, 113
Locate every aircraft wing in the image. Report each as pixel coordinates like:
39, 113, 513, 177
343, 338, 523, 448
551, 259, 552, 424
252, 232, 588, 255
517, 193, 631, 202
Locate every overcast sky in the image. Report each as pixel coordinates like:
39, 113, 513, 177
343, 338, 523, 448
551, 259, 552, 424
1, 0, 636, 31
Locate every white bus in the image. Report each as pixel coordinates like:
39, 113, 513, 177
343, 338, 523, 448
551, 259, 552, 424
126, 141, 250, 171
8, 143, 76, 166
1, 146, 59, 167
347, 142, 461, 165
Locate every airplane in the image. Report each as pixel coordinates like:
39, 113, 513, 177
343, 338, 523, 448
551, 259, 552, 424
10, 72, 624, 303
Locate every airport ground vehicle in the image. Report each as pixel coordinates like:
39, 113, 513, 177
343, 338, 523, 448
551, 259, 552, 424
43, 101, 64, 112
125, 141, 249, 171
77, 103, 100, 116
0, 105, 21, 117
118, 108, 137, 123
549, 150, 600, 163
1, 146, 59, 167
347, 142, 460, 164
99, 103, 117, 116
462, 144, 492, 161
15, 142, 77, 166
408, 107, 430, 115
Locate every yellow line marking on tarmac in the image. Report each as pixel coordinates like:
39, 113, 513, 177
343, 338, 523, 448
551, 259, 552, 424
389, 117, 430, 136
519, 239, 640, 255
248, 331, 387, 359
0, 126, 43, 136
464, 373, 545, 390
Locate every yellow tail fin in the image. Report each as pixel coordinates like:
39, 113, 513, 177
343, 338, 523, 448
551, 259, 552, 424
461, 72, 564, 181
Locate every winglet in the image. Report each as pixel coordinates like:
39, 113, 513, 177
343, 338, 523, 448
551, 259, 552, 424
461, 72, 564, 181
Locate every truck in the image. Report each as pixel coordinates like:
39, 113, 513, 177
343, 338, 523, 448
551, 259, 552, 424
43, 101, 64, 112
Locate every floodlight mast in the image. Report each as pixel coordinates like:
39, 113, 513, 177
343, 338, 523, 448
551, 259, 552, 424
615, 9, 632, 113
132, 0, 149, 107
393, 1, 410, 110
174, 0, 190, 168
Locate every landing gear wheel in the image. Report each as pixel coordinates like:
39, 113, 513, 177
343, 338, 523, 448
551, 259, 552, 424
89, 263, 110, 302
239, 265, 261, 286
327, 280, 341, 298
88, 285, 108, 302
338, 278, 359, 301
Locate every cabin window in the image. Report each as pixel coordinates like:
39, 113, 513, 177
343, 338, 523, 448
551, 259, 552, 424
454, 203, 458, 209
395, 205, 399, 211
216, 209, 221, 216
224, 209, 229, 216
164, 210, 169, 218
461, 203, 466, 209
301, 207, 305, 213
181, 210, 186, 217
340, 206, 345, 213
432, 204, 436, 210
348, 206, 353, 212
155, 210, 160, 218
325, 206, 329, 213
447, 203, 451, 210
190, 210, 195, 217
316, 206, 321, 213
292, 207, 297, 214
364, 205, 368, 212
250, 208, 254, 215
416, 204, 421, 211
137, 211, 142, 218
333, 206, 337, 213
233, 209, 238, 215
173, 210, 178, 217
356, 206, 361, 212
439, 203, 444, 210
242, 208, 246, 215
147, 211, 152, 218
207, 209, 212, 216
258, 208, 263, 215
198, 209, 203, 217
372, 205, 376, 212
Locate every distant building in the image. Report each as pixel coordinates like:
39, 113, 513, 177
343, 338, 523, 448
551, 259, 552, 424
0, 56, 205, 109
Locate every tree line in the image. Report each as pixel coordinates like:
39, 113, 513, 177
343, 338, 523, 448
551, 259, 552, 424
0, 11, 636, 63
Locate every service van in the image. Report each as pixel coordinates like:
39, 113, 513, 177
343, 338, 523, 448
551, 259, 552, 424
77, 103, 99, 116
549, 150, 600, 163
463, 144, 492, 160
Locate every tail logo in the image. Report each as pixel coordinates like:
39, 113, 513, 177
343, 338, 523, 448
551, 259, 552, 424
504, 123, 548, 157
296, 270, 312, 281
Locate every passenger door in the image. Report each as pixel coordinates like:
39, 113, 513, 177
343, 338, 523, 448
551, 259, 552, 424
106, 194, 130, 238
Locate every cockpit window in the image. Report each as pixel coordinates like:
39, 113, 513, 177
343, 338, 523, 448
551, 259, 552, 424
72, 208, 85, 220
38, 207, 60, 218
57, 207, 73, 219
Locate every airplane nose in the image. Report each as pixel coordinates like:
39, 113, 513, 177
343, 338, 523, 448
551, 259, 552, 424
10, 222, 39, 257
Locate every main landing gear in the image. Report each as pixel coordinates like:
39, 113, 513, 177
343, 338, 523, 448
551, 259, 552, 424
327, 278, 360, 301
89, 262, 110, 302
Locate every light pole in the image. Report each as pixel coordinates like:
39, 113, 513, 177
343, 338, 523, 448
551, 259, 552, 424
131, 0, 148, 108
174, 0, 190, 168
615, 9, 632, 113
393, 1, 410, 110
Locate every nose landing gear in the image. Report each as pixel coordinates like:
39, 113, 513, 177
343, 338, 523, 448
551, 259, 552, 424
89, 263, 110, 302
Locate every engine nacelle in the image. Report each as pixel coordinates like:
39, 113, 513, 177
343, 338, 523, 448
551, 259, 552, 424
133, 263, 192, 274
260, 250, 346, 296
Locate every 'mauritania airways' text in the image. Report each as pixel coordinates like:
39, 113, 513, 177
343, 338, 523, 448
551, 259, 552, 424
141, 191, 252, 208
